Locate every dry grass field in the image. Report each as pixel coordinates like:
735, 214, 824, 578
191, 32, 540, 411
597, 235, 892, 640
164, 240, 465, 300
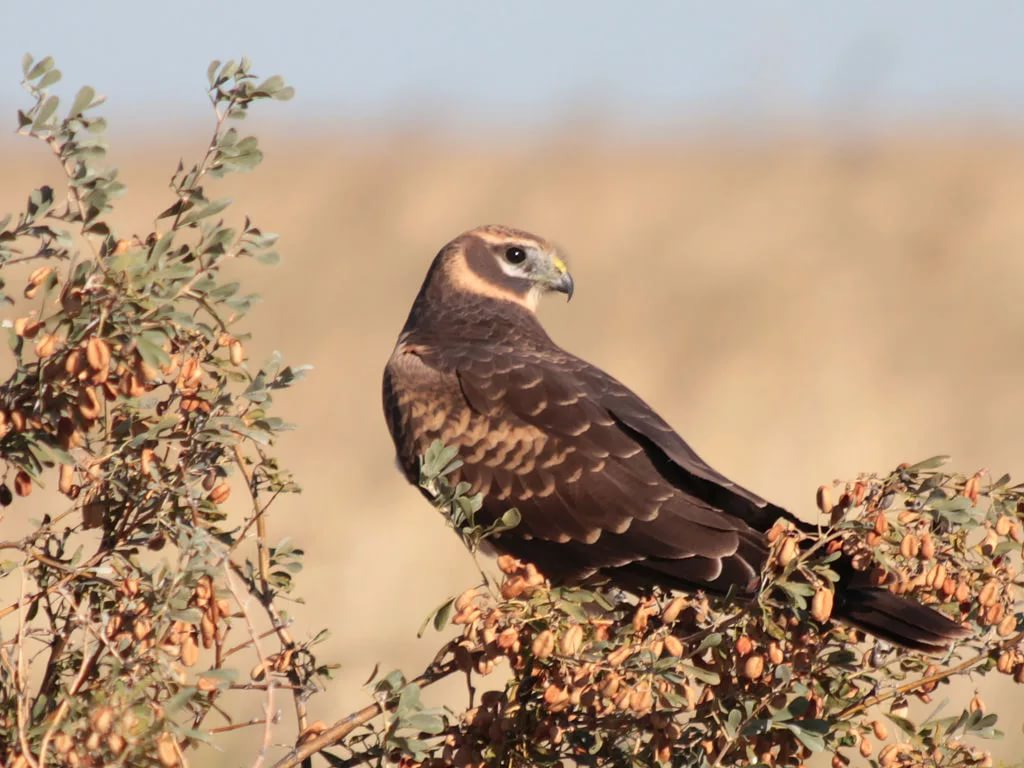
3, 126, 1024, 764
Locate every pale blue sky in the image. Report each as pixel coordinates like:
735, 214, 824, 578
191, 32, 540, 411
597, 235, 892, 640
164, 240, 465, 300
3, 2, 1024, 136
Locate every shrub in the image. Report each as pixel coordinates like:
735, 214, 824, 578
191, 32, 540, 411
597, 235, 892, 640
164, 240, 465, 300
2, 57, 1022, 768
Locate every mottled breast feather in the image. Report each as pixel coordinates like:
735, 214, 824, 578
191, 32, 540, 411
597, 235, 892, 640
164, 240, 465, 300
382, 312, 787, 596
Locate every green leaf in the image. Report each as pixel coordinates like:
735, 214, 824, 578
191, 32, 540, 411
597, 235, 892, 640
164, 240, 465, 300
69, 85, 96, 117
785, 722, 826, 752
179, 198, 231, 227
396, 683, 422, 718
32, 95, 59, 130
27, 55, 55, 81
402, 712, 446, 735
136, 334, 171, 368
680, 663, 720, 685
417, 596, 456, 638
498, 507, 521, 530
906, 455, 950, 472
37, 69, 62, 89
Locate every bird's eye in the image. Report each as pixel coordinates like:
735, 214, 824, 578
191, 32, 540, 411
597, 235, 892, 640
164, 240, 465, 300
504, 247, 527, 265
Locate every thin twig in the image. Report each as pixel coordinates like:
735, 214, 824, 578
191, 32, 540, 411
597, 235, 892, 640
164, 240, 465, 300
231, 444, 308, 732
226, 565, 278, 768
269, 657, 462, 768
837, 631, 1024, 720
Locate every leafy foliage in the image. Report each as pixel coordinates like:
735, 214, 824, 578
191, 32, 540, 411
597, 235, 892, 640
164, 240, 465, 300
305, 458, 1023, 768
0, 55, 325, 767
4, 56, 1023, 768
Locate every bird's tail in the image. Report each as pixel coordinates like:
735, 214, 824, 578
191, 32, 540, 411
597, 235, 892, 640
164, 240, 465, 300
833, 586, 971, 654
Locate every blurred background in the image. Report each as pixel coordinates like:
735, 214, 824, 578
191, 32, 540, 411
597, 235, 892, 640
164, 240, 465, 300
3, 2, 1024, 764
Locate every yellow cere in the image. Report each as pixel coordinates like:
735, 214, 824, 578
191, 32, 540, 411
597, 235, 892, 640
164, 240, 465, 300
552, 255, 568, 274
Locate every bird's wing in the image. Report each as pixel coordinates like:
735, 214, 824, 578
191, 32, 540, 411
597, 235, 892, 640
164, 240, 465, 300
578, 362, 800, 532
426, 342, 778, 593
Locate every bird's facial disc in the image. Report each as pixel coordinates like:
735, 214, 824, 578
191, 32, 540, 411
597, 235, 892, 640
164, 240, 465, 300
449, 226, 575, 312
492, 241, 574, 304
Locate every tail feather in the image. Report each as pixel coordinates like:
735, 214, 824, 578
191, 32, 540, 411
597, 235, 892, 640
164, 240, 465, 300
835, 587, 971, 653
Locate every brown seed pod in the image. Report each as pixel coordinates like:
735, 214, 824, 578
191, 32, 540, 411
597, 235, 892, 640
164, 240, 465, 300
34, 333, 59, 359
141, 447, 156, 475
996, 515, 1012, 537
629, 684, 653, 713
197, 676, 218, 693
742, 654, 765, 679
859, 737, 873, 757
229, 339, 245, 366
77, 387, 102, 420
181, 636, 199, 667
900, 533, 920, 559
919, 533, 935, 560
997, 614, 1017, 637
607, 645, 633, 667
1010, 521, 1024, 543
878, 743, 902, 767
811, 587, 834, 623
816, 485, 833, 516
871, 719, 888, 740
91, 707, 114, 735
955, 581, 971, 602
107, 733, 125, 756
64, 348, 85, 377
873, 513, 889, 535
531, 629, 555, 659
86, 336, 111, 371
925, 562, 947, 589
964, 474, 981, 505
777, 537, 799, 567
177, 358, 202, 392
27, 265, 53, 288
54, 731, 74, 755
543, 684, 569, 712
156, 733, 179, 767
133, 617, 152, 641
663, 634, 683, 658
768, 642, 785, 665
14, 471, 32, 497
496, 628, 519, 650
454, 587, 479, 612
735, 635, 754, 657
208, 483, 231, 504
560, 624, 584, 655
766, 520, 789, 543
997, 651, 1015, 674
978, 580, 1001, 608
200, 614, 216, 649
984, 602, 1004, 626
58, 464, 75, 496
661, 595, 687, 624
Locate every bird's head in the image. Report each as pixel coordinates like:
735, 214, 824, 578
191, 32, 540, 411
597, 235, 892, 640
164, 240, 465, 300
434, 225, 574, 312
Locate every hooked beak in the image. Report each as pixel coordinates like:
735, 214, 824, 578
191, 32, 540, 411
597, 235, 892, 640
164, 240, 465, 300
552, 270, 575, 301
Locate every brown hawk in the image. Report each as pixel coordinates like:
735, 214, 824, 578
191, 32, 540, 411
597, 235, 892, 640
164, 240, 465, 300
382, 225, 968, 652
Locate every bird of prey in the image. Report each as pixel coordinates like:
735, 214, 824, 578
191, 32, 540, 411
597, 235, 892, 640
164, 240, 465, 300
382, 225, 968, 652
